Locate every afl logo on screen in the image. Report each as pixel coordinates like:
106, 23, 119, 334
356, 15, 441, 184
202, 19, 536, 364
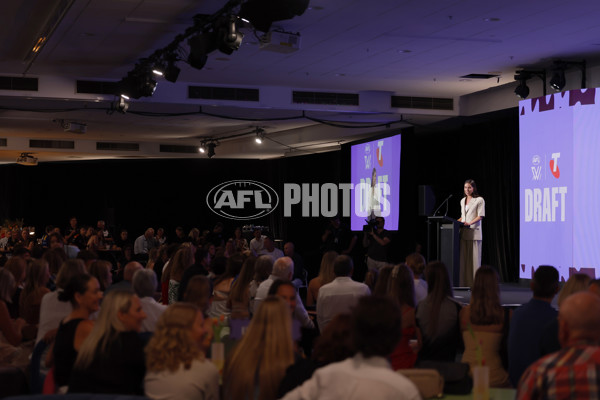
206, 180, 279, 220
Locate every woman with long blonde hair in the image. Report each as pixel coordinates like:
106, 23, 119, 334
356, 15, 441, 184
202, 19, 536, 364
145, 303, 219, 400
224, 296, 294, 400
19, 259, 51, 325
167, 244, 195, 304
69, 289, 147, 394
306, 251, 337, 306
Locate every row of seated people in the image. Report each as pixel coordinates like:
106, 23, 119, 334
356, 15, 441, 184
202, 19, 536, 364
2, 240, 600, 399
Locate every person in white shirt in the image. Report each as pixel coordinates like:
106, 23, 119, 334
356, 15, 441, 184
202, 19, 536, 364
282, 296, 420, 400
132, 269, 166, 332
317, 255, 370, 331
259, 234, 284, 261
253, 257, 314, 329
249, 228, 266, 256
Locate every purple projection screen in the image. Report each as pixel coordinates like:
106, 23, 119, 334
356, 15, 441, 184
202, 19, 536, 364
350, 134, 401, 231
519, 88, 599, 281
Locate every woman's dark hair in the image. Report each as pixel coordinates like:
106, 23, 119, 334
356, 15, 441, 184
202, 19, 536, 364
352, 296, 402, 357
268, 279, 295, 296
58, 273, 94, 305
464, 179, 479, 197
424, 261, 453, 336
214, 253, 244, 286
312, 313, 355, 365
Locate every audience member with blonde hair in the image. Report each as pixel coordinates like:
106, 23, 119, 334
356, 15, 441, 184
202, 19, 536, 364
167, 245, 195, 304
249, 255, 273, 312
306, 251, 337, 307
460, 266, 511, 387
224, 296, 295, 400
4, 256, 27, 318
540, 272, 592, 356
144, 303, 219, 400
69, 289, 147, 394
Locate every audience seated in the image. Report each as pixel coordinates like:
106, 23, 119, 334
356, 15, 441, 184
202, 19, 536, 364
254, 257, 313, 329
144, 302, 219, 400
4, 256, 27, 318
182, 275, 211, 317
36, 259, 86, 344
416, 261, 462, 362
405, 252, 428, 304
507, 265, 559, 386
132, 269, 166, 333
460, 266, 511, 387
316, 255, 370, 332
69, 289, 147, 395
0, 269, 29, 368
283, 242, 306, 288
281, 296, 420, 400
19, 259, 51, 326
248, 255, 272, 312
167, 245, 195, 304
539, 272, 591, 356
106, 261, 143, 293
517, 292, 600, 399
384, 264, 421, 370
88, 260, 113, 292
224, 296, 295, 400
208, 254, 243, 318
249, 227, 266, 256
52, 273, 102, 390
227, 255, 256, 319
231, 226, 249, 253
306, 251, 337, 307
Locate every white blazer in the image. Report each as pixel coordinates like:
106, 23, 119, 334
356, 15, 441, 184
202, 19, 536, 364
460, 196, 485, 241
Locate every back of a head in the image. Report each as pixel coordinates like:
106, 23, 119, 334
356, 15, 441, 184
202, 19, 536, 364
388, 264, 416, 308
532, 265, 559, 299
124, 261, 143, 282
272, 256, 294, 280
319, 251, 338, 285
312, 313, 355, 365
352, 296, 402, 358
88, 260, 112, 291
405, 253, 426, 277
4, 257, 26, 283
132, 269, 157, 298
333, 255, 353, 277
373, 266, 393, 296
183, 275, 211, 314
43, 247, 68, 275
254, 255, 273, 282
425, 261, 452, 298
0, 268, 15, 302
58, 273, 93, 305
558, 273, 592, 306
55, 259, 86, 289
559, 291, 600, 340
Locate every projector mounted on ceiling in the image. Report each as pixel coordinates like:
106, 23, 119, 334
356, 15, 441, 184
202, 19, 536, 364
16, 152, 38, 166
260, 30, 301, 53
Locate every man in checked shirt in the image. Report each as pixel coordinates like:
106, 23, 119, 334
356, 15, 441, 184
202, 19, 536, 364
517, 291, 600, 399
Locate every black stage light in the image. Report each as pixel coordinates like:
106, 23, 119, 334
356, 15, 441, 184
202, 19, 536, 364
218, 15, 243, 55
207, 142, 216, 158
164, 60, 181, 83
188, 32, 218, 70
117, 65, 157, 99
514, 79, 530, 99
240, 0, 310, 32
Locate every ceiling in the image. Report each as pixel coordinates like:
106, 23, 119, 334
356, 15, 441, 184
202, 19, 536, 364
0, 0, 599, 163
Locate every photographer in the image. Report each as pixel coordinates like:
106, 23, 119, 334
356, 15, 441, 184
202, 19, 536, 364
362, 217, 391, 279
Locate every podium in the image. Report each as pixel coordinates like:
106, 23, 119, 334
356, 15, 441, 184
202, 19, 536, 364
427, 216, 463, 286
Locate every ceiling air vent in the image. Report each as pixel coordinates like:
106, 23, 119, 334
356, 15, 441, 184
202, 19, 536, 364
97, 142, 139, 151
29, 139, 74, 149
391, 96, 453, 111
77, 80, 119, 95
188, 86, 259, 102
293, 91, 359, 106
0, 76, 38, 91
0, 139, 7, 147
160, 144, 200, 154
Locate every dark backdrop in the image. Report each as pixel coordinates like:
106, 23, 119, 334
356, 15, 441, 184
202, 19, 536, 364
0, 107, 519, 282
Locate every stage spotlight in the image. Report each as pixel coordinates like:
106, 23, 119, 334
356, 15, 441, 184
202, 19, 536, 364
514, 79, 530, 99
117, 65, 157, 99
207, 142, 216, 158
549, 60, 586, 92
164, 60, 180, 83
188, 32, 218, 70
549, 70, 566, 92
117, 96, 129, 114
255, 127, 265, 144
240, 0, 310, 32
217, 15, 244, 55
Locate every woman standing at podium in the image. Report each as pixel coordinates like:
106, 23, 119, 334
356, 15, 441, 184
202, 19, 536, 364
457, 179, 485, 287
